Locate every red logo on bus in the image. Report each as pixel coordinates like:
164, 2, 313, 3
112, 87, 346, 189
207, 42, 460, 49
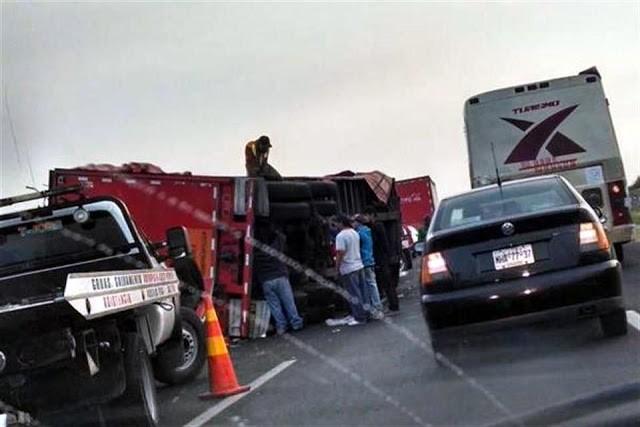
502, 105, 586, 164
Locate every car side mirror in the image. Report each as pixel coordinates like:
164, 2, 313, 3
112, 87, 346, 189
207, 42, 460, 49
166, 226, 192, 258
593, 207, 607, 224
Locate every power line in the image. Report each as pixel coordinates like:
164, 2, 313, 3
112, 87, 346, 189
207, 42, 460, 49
2, 82, 37, 188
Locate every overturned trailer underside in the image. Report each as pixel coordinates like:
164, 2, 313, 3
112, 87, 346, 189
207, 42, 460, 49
50, 165, 402, 338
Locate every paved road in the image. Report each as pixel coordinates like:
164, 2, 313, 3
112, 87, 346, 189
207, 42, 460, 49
159, 242, 640, 426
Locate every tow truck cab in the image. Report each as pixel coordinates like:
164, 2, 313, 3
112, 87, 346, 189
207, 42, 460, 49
0, 190, 184, 425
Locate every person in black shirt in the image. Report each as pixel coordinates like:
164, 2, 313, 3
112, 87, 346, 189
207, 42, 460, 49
363, 209, 399, 312
253, 224, 303, 335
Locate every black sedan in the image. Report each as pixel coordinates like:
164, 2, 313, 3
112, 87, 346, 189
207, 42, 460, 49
420, 175, 627, 352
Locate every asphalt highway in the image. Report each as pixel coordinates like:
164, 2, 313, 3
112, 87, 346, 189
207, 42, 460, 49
158, 242, 640, 427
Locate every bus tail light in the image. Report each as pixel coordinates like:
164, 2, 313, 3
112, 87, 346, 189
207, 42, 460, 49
421, 252, 450, 287
608, 180, 632, 226
580, 222, 609, 251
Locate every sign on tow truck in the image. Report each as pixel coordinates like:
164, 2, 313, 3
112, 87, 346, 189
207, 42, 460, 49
64, 269, 180, 319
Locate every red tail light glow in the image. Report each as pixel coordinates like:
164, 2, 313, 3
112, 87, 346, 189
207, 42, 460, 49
421, 252, 449, 287
579, 223, 598, 245
579, 222, 609, 251
427, 252, 447, 274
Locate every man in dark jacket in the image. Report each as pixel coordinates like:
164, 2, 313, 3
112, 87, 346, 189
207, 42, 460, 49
364, 209, 399, 312
253, 224, 303, 335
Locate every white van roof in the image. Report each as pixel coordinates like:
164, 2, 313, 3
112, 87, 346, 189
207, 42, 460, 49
465, 68, 601, 106
464, 67, 621, 187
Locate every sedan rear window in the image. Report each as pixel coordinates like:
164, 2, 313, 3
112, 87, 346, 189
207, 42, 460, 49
433, 178, 577, 231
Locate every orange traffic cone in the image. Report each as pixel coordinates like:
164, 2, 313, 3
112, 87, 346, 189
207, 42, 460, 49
199, 295, 250, 399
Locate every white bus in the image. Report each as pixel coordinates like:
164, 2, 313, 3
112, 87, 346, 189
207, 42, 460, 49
464, 67, 634, 260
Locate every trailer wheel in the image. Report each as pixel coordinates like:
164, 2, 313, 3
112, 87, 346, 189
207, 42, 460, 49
270, 202, 311, 221
267, 182, 312, 203
312, 200, 338, 217
154, 307, 206, 385
309, 181, 338, 200
108, 333, 159, 427
430, 336, 441, 356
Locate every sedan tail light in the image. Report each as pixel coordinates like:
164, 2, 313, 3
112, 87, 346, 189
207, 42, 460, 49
420, 252, 450, 287
579, 222, 609, 251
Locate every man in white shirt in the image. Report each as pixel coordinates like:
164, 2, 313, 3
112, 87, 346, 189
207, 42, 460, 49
330, 214, 369, 326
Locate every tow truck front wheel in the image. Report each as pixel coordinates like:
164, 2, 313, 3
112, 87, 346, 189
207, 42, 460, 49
154, 307, 206, 385
108, 333, 159, 427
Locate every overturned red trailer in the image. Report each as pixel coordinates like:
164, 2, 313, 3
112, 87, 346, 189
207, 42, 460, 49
50, 164, 402, 338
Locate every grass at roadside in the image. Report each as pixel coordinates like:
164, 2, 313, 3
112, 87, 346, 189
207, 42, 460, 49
632, 209, 640, 241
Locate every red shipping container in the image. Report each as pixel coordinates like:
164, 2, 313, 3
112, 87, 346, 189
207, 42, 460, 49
396, 176, 438, 230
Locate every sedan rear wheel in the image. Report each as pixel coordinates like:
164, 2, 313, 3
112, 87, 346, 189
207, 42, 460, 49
429, 330, 443, 356
600, 309, 628, 337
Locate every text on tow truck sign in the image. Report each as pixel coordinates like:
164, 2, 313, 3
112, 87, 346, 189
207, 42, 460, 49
64, 269, 180, 320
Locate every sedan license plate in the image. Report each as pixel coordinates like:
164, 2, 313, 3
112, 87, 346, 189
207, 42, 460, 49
492, 244, 534, 270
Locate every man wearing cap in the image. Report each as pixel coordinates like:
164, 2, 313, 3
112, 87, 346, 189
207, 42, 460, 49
245, 135, 282, 180
353, 214, 384, 319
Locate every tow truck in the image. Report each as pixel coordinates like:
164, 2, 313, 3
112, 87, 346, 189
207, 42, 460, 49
0, 186, 202, 426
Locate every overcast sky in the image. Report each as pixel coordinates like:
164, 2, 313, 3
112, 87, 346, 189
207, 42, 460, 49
1, 2, 639, 202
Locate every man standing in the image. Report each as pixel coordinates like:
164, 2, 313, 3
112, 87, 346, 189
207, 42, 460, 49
364, 208, 399, 313
245, 135, 282, 180
253, 224, 303, 335
330, 214, 368, 326
353, 214, 384, 319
